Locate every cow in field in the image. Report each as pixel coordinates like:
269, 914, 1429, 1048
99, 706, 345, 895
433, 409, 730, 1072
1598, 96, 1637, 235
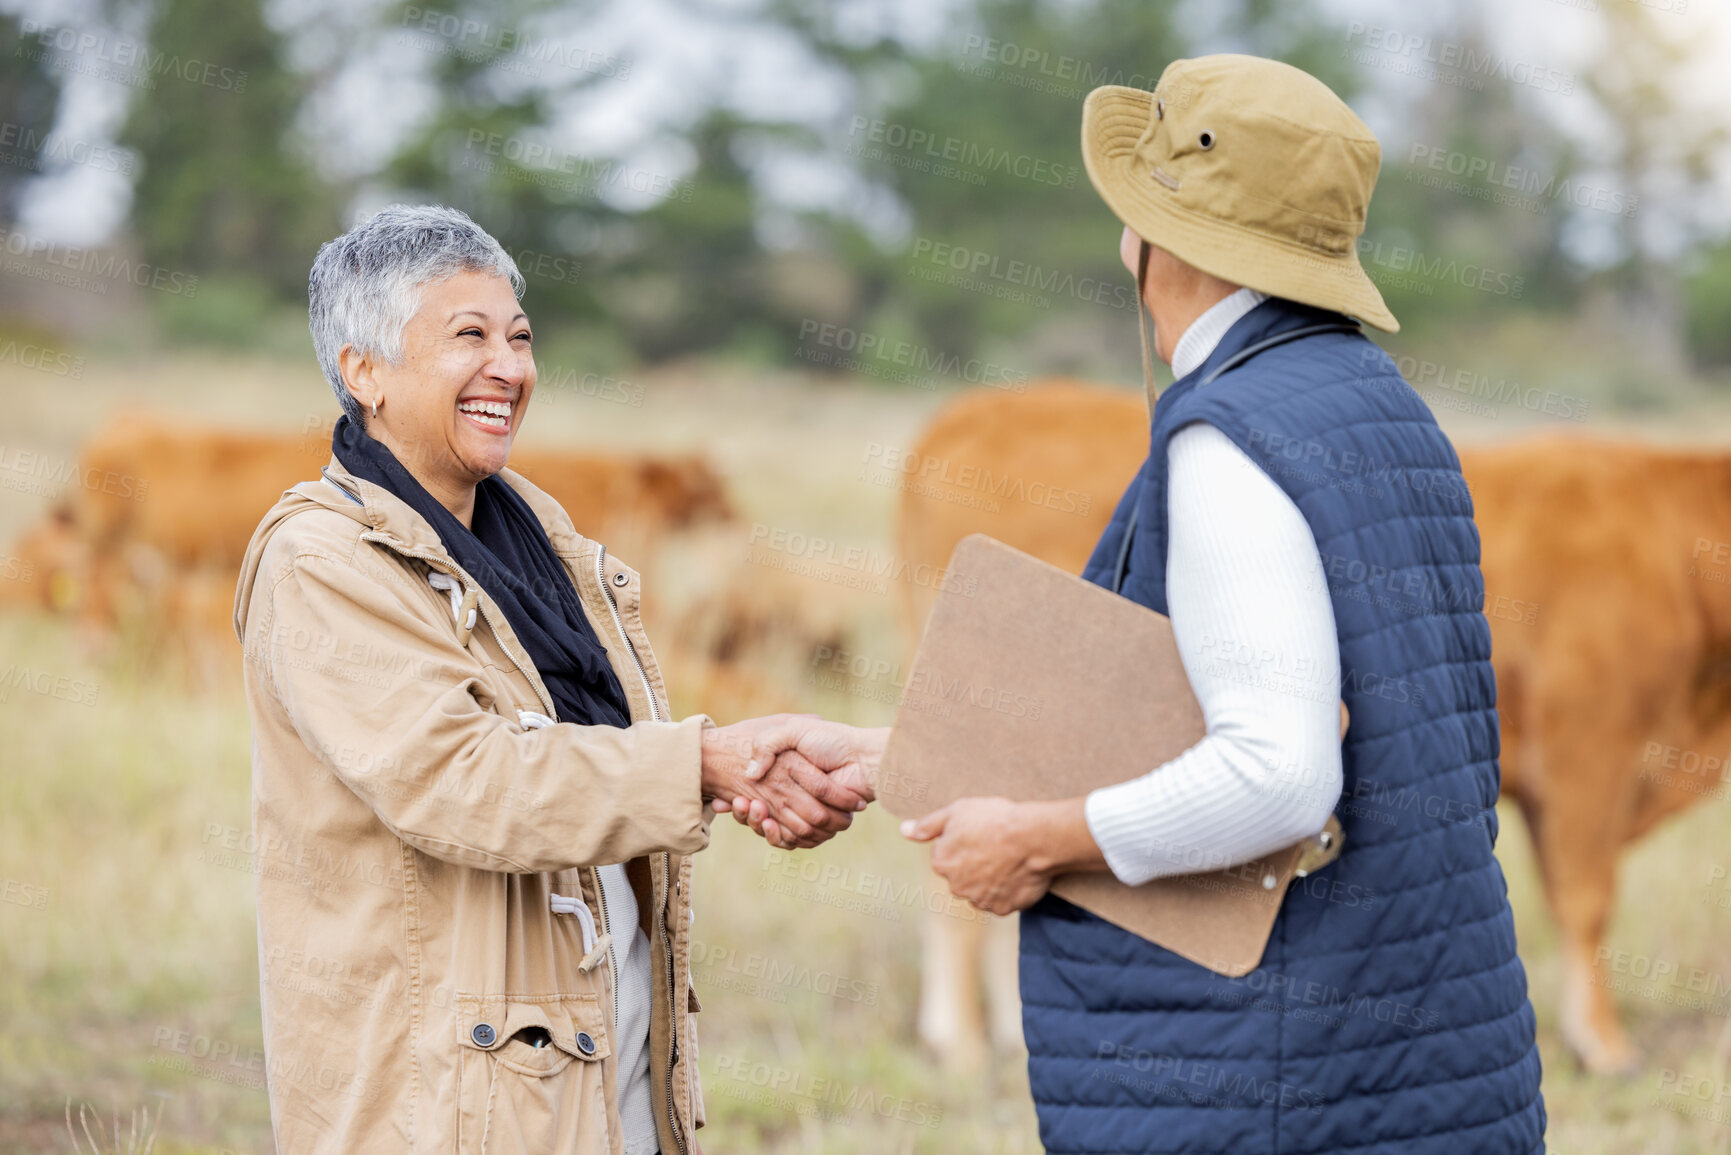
3, 415, 735, 646
894, 380, 1147, 1069
0, 500, 85, 615
1464, 436, 1730, 1073
897, 378, 1724, 1076
69, 416, 334, 630
505, 445, 735, 560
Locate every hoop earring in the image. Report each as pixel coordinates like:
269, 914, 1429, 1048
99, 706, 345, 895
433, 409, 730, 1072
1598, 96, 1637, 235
371, 397, 379, 420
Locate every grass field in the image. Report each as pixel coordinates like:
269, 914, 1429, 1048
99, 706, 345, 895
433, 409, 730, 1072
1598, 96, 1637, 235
3, 348, 1731, 1152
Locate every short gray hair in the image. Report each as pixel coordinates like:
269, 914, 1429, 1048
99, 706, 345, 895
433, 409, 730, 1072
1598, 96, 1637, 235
308, 204, 525, 423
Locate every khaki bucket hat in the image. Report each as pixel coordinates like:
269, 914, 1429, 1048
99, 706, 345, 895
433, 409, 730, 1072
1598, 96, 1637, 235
1082, 53, 1398, 333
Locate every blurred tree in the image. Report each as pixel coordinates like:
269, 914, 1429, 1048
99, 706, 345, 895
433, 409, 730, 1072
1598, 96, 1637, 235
383, 0, 632, 336
1579, 2, 1728, 366
0, 13, 65, 224
608, 109, 804, 359
384, 0, 887, 360
118, 0, 338, 297
1685, 238, 1731, 370
1352, 22, 1582, 334
778, 0, 1369, 376
779, 0, 1191, 367
377, 0, 1375, 371
394, 0, 1625, 376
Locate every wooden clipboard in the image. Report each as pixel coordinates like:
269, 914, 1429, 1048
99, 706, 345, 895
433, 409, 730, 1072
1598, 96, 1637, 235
877, 534, 1341, 976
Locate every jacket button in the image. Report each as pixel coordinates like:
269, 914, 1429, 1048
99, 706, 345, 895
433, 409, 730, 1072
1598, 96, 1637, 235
471, 1022, 496, 1047
611, 570, 629, 587
575, 1031, 596, 1056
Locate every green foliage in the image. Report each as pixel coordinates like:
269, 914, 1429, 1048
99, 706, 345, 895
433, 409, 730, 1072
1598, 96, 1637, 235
150, 272, 313, 357
1686, 238, 1731, 369
117, 0, 337, 299
612, 112, 884, 360
381, 0, 884, 361
0, 13, 64, 223
86, 0, 1731, 376
791, 0, 1191, 366
382, 0, 623, 336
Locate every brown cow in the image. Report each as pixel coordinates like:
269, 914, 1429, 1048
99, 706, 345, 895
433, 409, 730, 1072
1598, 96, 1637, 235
70, 415, 333, 630
0, 500, 86, 615
1465, 436, 1730, 1073
506, 444, 734, 560
898, 378, 1724, 1076
4, 414, 735, 650
894, 380, 1146, 1070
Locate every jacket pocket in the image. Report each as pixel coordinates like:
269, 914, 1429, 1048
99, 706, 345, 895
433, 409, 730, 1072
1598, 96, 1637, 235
453, 994, 613, 1155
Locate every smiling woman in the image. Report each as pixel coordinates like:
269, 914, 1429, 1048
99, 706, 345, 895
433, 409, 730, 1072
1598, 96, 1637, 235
347, 274, 532, 516
310, 209, 537, 524
339, 271, 532, 522
229, 204, 874, 1154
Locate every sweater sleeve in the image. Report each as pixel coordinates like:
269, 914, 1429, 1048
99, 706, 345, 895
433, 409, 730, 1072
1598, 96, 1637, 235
1083, 421, 1343, 885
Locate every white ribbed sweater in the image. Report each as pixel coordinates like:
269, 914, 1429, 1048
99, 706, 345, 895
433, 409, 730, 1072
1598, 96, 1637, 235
1083, 289, 1346, 886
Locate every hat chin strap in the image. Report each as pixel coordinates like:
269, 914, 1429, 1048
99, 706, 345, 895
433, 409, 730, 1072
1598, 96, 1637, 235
1136, 238, 1158, 412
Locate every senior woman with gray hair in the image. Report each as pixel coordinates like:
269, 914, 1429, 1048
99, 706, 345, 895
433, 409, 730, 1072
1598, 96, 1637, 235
234, 204, 867, 1155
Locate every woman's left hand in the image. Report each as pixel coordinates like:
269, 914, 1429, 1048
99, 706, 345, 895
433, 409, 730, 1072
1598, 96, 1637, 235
714, 750, 865, 850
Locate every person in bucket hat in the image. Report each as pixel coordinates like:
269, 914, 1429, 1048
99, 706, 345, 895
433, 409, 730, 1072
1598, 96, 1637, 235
719, 53, 1546, 1153
1011, 54, 1542, 1153
916, 53, 1544, 1154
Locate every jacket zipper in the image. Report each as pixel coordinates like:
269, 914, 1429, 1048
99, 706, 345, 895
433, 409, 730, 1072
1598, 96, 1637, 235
591, 866, 620, 1034
660, 900, 685, 1155
647, 853, 685, 1155
596, 544, 686, 1155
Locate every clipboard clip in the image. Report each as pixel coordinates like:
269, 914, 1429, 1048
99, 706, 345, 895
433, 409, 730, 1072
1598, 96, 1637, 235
1293, 816, 1344, 878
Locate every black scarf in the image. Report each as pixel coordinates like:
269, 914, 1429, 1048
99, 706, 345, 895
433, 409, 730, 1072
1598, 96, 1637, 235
332, 414, 633, 729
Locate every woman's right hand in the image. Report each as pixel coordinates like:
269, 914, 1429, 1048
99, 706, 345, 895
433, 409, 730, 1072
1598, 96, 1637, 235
715, 718, 888, 846
699, 717, 868, 850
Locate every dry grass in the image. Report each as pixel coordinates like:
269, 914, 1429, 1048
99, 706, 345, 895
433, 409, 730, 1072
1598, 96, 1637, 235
2, 349, 1729, 1151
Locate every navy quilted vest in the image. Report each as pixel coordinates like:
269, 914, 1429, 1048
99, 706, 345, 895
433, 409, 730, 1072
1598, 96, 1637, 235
1018, 298, 1545, 1154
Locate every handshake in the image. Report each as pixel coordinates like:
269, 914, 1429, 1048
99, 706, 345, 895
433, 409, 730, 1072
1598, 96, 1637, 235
698, 713, 1104, 915
698, 715, 890, 850
697, 712, 1097, 916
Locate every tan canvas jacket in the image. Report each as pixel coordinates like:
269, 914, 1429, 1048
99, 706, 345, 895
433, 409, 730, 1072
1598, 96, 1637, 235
232, 455, 710, 1155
